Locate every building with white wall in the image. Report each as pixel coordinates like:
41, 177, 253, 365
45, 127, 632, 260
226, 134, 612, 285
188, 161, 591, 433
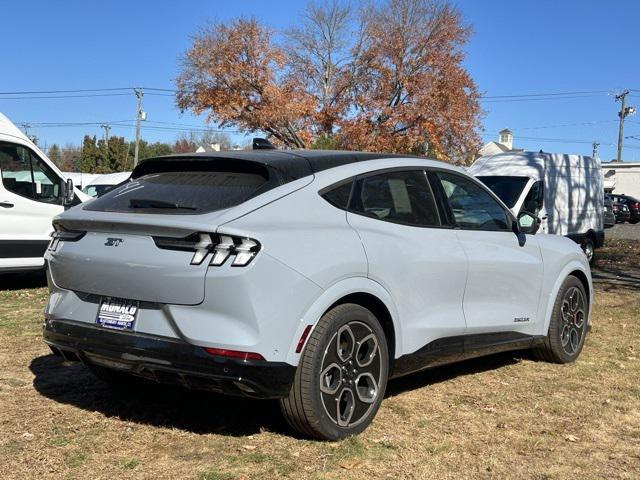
602, 162, 640, 198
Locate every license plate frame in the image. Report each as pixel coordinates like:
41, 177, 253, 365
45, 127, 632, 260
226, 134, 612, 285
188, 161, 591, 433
95, 296, 139, 331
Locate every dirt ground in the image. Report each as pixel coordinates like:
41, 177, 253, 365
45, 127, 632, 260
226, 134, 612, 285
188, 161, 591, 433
0, 242, 639, 479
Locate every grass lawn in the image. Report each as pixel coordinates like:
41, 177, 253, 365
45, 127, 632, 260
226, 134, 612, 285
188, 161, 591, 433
0, 242, 638, 479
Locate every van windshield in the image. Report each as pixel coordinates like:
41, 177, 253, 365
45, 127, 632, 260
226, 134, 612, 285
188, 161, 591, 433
476, 176, 529, 208
84, 167, 272, 214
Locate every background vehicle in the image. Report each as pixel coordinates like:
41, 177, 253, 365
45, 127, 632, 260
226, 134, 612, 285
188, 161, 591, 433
470, 151, 604, 263
43, 151, 592, 440
612, 201, 631, 223
63, 172, 101, 191
605, 193, 639, 224
82, 172, 131, 197
603, 200, 615, 229
0, 113, 88, 273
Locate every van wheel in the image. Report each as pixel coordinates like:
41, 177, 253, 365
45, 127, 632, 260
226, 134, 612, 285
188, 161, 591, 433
581, 237, 595, 264
280, 304, 389, 440
533, 276, 588, 363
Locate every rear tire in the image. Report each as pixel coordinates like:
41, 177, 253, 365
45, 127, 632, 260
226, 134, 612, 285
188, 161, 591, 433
533, 276, 588, 363
280, 303, 389, 440
581, 237, 595, 265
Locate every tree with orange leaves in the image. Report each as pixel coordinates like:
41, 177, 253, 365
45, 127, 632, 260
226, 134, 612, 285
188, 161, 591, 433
176, 0, 481, 162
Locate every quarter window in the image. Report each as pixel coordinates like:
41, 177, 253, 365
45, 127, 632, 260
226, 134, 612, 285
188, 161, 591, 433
436, 172, 510, 231
0, 142, 62, 204
351, 170, 440, 227
321, 181, 353, 210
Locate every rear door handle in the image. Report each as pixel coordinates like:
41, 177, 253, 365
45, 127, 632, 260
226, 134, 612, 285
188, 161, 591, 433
0, 201, 14, 208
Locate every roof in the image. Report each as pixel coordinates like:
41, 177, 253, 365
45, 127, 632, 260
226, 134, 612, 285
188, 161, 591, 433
499, 128, 512, 135
601, 161, 640, 168
134, 150, 420, 182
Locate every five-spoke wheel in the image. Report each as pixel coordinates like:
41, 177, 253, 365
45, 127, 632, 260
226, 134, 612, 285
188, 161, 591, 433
280, 303, 389, 440
533, 275, 589, 363
319, 322, 382, 428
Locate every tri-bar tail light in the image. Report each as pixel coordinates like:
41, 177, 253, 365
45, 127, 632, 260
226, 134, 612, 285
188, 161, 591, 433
153, 232, 261, 267
48, 228, 86, 252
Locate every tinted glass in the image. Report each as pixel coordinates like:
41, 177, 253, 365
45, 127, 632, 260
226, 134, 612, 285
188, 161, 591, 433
322, 181, 352, 210
437, 172, 509, 231
476, 175, 528, 208
85, 169, 270, 214
351, 170, 440, 227
0, 141, 61, 204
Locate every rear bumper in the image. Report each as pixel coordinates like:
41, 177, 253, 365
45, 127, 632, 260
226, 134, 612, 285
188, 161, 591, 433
43, 318, 295, 399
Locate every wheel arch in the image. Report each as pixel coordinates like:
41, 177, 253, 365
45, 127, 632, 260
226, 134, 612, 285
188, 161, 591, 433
285, 277, 401, 367
541, 261, 593, 336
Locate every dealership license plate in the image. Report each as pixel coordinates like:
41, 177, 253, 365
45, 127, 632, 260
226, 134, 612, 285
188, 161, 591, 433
95, 297, 139, 330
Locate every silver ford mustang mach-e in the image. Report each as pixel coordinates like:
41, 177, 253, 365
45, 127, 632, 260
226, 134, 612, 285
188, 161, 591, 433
43, 150, 592, 440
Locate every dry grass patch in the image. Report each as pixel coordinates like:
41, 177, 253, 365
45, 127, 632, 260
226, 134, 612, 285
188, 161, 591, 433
0, 246, 639, 479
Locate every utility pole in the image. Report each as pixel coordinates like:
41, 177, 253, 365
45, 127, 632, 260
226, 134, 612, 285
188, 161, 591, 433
592, 141, 600, 159
615, 90, 636, 162
134, 88, 145, 167
100, 123, 111, 166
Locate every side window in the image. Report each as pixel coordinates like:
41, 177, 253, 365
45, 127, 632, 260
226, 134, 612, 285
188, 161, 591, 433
321, 181, 353, 210
522, 180, 544, 214
351, 170, 440, 227
0, 142, 62, 204
436, 172, 510, 231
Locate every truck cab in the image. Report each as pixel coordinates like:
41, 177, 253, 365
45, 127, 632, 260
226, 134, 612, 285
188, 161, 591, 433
0, 113, 88, 273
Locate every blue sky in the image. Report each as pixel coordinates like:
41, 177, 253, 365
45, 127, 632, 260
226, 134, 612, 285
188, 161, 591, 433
2, 0, 640, 160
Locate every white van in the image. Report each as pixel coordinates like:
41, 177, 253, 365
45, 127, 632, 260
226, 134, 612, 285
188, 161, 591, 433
0, 113, 88, 273
83, 171, 131, 197
469, 151, 604, 263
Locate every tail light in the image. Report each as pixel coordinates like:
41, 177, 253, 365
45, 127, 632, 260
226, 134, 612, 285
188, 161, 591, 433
153, 232, 260, 267
203, 347, 265, 361
48, 225, 86, 252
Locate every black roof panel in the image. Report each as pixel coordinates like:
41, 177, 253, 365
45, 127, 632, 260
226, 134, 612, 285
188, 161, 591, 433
135, 150, 419, 183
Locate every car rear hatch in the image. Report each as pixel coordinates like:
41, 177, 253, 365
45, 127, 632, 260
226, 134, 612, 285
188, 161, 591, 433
47, 157, 287, 305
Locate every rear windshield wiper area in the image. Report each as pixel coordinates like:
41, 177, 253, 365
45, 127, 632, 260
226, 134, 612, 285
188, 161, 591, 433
128, 198, 197, 211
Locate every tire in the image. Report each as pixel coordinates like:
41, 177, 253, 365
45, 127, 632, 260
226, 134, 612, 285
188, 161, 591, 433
631, 219, 639, 225
581, 237, 595, 265
280, 303, 389, 440
533, 276, 588, 363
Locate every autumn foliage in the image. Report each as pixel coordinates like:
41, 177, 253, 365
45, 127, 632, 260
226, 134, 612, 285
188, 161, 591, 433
176, 0, 481, 162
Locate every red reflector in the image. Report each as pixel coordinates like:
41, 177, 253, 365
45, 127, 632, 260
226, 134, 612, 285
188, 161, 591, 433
203, 347, 264, 361
296, 325, 313, 353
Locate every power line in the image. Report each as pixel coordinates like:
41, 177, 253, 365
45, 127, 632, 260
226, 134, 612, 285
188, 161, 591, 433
0, 86, 176, 95
0, 93, 133, 100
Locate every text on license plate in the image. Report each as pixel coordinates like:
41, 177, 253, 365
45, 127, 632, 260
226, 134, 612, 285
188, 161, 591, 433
96, 297, 139, 330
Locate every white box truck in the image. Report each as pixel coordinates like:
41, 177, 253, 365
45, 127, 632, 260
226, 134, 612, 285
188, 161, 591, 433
0, 112, 88, 273
469, 151, 604, 263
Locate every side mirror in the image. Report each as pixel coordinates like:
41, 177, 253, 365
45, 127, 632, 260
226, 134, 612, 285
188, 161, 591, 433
63, 178, 75, 206
517, 211, 541, 235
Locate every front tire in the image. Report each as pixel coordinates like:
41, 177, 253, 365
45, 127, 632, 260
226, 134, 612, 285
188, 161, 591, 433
280, 303, 389, 440
533, 276, 588, 363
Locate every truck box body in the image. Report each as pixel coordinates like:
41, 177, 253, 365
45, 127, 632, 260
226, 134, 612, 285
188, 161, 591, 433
469, 152, 604, 249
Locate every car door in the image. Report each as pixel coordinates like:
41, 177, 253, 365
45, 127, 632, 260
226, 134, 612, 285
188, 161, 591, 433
433, 171, 543, 335
0, 141, 64, 271
345, 169, 468, 360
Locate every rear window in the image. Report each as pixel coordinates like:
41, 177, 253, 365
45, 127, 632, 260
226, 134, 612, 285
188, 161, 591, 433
84, 168, 272, 214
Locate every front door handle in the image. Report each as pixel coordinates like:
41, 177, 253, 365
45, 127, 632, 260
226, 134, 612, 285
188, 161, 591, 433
0, 201, 14, 208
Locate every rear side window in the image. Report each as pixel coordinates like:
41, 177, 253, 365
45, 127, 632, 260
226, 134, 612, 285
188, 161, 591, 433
85, 168, 271, 214
321, 181, 353, 210
351, 170, 441, 227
